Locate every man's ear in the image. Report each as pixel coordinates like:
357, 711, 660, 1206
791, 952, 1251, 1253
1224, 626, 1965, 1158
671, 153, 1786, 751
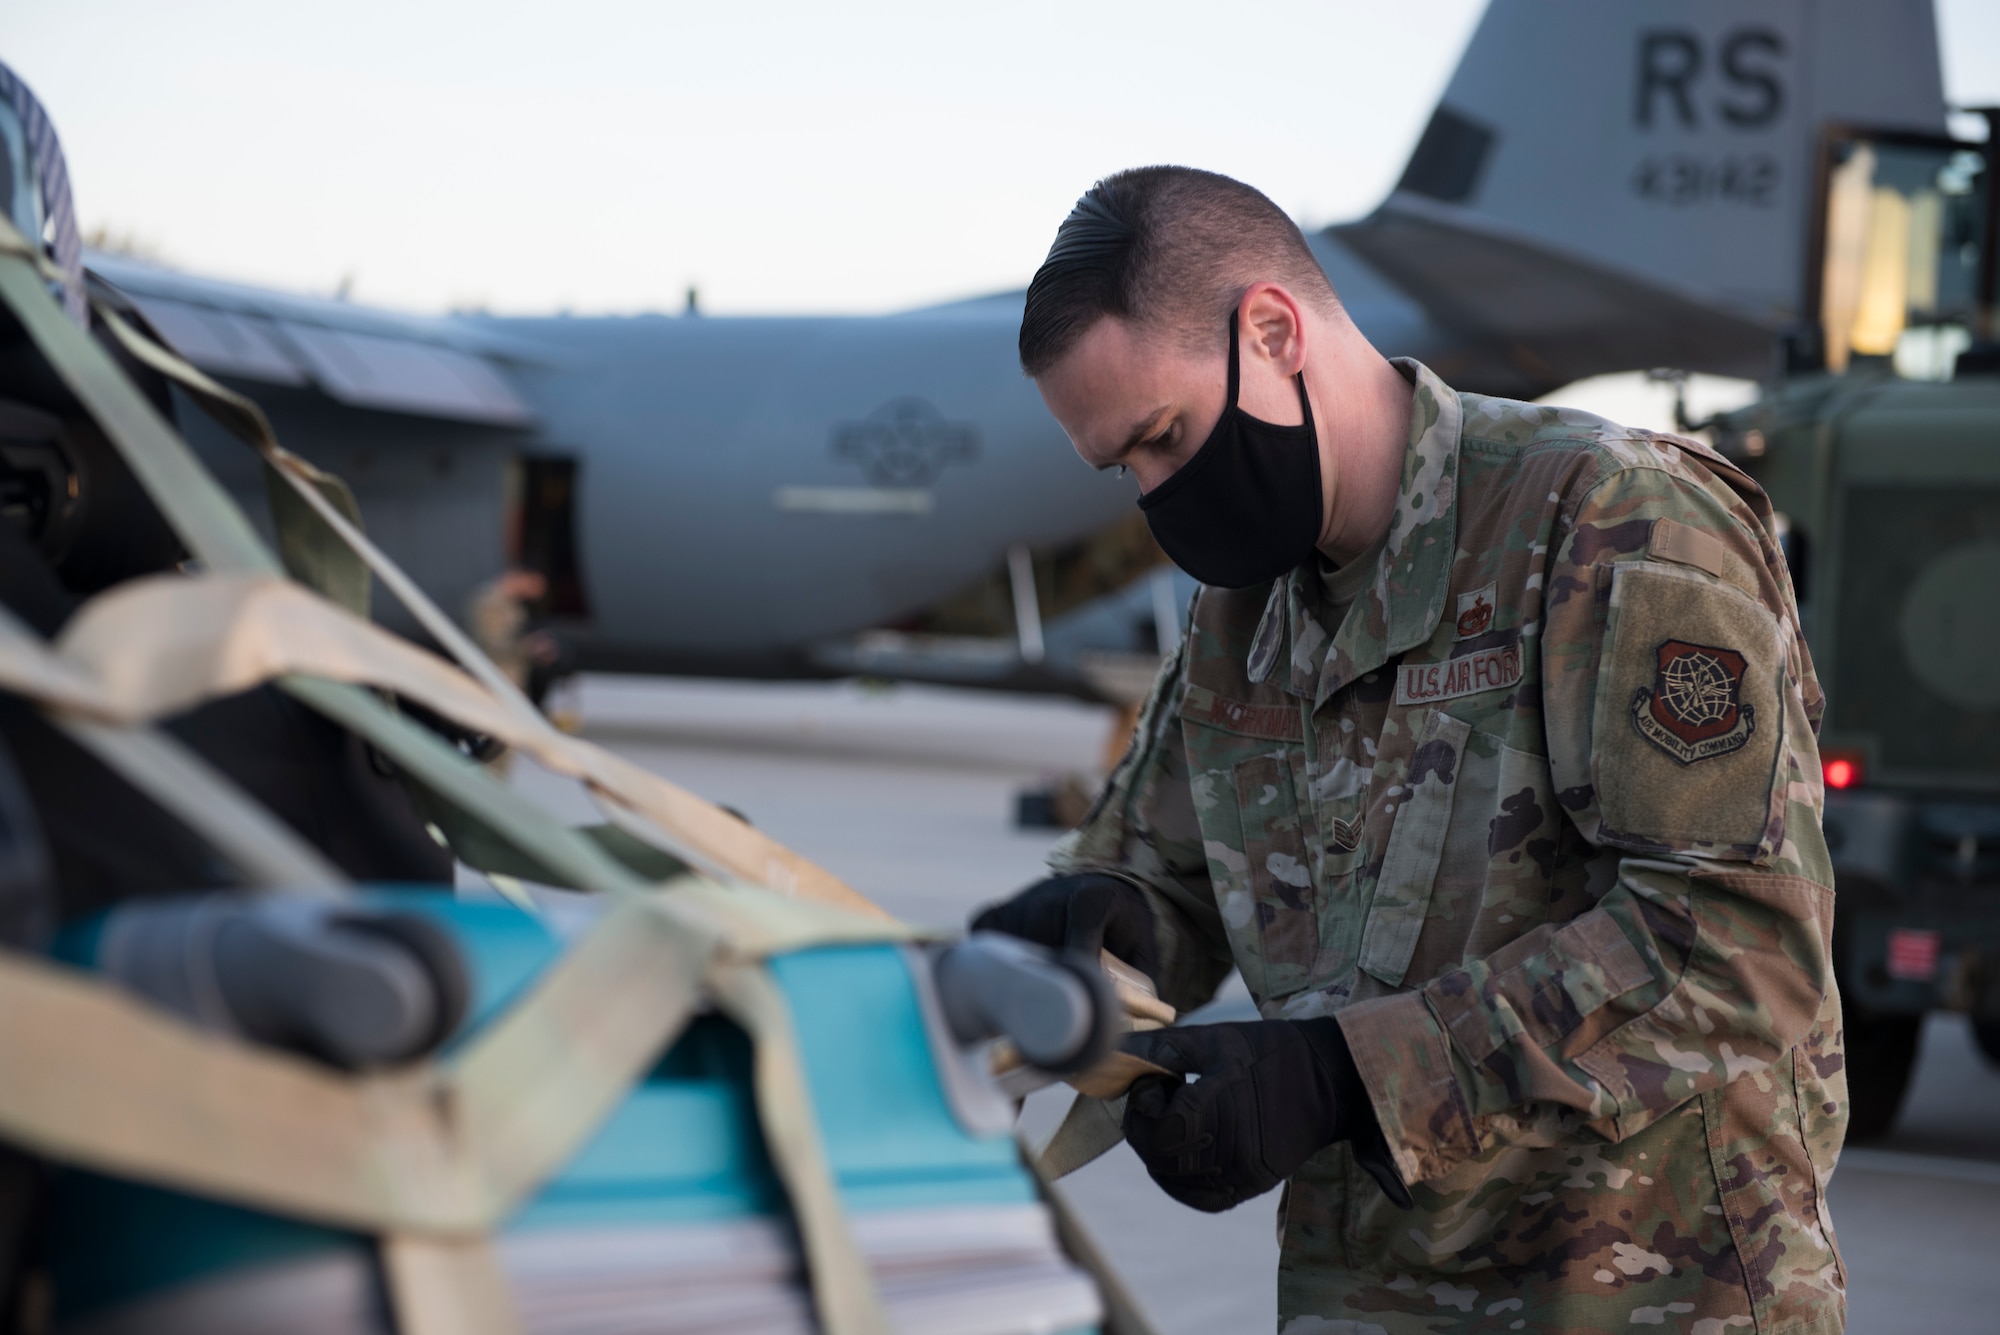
1239, 283, 1307, 377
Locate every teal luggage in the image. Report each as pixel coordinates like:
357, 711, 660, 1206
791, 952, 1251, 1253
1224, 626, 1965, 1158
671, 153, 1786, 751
42, 893, 1107, 1335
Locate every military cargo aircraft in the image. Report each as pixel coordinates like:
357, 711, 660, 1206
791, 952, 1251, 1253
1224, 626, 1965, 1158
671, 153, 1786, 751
55, 0, 1947, 696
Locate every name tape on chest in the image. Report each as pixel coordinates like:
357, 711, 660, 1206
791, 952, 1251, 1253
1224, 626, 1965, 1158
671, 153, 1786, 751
1395, 645, 1523, 706
1180, 685, 1304, 741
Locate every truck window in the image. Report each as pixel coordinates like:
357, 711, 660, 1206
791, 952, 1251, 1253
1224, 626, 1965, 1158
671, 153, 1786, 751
1818, 133, 1988, 379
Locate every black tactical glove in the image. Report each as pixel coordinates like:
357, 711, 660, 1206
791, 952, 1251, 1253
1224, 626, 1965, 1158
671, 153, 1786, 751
969, 872, 1159, 986
1120, 1018, 1414, 1213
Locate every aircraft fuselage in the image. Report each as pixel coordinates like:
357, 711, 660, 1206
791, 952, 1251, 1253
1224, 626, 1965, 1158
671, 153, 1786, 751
480, 304, 1132, 669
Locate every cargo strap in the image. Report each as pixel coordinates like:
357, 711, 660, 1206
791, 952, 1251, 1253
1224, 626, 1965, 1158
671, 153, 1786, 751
38, 568, 883, 913
1035, 1094, 1133, 1181
0, 601, 346, 890
997, 953, 1169, 1181
0, 224, 903, 1334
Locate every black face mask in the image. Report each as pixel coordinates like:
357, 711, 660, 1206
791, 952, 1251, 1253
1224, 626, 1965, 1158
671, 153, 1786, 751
1137, 319, 1322, 590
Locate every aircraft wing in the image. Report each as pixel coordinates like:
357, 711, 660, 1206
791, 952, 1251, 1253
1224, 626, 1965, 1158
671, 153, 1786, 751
84, 253, 538, 428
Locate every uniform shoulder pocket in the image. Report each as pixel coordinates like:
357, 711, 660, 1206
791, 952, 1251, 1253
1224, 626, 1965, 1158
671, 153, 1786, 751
1590, 561, 1787, 859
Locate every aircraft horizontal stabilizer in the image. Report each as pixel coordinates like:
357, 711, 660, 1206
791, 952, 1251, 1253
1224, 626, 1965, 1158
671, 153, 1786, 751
1330, 194, 1776, 394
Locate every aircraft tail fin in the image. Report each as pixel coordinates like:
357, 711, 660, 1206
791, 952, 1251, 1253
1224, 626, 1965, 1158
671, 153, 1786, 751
1332, 0, 1946, 385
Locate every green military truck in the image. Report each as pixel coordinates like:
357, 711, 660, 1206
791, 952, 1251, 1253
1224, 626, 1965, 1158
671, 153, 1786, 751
1697, 117, 1999, 1138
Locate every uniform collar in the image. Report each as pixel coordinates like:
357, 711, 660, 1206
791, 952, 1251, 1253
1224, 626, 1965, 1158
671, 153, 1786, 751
1246, 358, 1460, 704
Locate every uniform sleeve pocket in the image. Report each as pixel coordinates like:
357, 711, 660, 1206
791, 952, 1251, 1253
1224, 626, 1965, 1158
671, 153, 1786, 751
1359, 709, 1473, 988
1441, 911, 1654, 1065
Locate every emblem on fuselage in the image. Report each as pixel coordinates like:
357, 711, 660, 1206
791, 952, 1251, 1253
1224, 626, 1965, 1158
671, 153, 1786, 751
832, 398, 979, 486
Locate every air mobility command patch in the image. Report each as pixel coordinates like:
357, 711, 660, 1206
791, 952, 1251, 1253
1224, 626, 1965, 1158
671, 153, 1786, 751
1591, 561, 1786, 857
1632, 639, 1757, 764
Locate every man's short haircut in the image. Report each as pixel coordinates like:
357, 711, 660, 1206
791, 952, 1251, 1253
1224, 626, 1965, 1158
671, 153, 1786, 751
1018, 166, 1340, 377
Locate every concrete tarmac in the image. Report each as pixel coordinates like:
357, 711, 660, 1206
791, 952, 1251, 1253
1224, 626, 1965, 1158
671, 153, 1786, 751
514, 675, 2000, 1335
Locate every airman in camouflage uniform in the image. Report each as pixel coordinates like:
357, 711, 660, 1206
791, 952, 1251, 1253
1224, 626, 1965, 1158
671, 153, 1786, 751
1052, 361, 1844, 1334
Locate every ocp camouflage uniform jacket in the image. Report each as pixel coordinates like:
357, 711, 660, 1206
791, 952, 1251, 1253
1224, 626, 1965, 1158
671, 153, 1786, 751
1050, 360, 1845, 1335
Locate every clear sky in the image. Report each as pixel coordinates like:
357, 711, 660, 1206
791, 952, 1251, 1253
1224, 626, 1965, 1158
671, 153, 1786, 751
3, 1, 1997, 318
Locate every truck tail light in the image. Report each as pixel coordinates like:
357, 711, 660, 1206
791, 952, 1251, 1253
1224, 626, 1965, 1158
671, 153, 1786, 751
1886, 928, 1941, 982
1822, 753, 1864, 790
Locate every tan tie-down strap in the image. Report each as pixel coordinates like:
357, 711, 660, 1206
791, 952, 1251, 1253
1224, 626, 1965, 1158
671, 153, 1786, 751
711, 963, 891, 1334
1022, 951, 1173, 1182
380, 1235, 523, 1335
0, 601, 344, 892
1020, 1126, 1156, 1335
108, 306, 882, 917
42, 569, 885, 911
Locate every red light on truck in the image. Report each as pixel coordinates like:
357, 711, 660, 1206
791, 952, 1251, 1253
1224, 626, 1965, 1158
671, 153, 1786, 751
1823, 755, 1862, 790
1886, 928, 1941, 982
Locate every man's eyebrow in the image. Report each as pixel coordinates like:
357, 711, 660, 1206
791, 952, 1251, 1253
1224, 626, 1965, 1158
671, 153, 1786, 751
1099, 405, 1171, 467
